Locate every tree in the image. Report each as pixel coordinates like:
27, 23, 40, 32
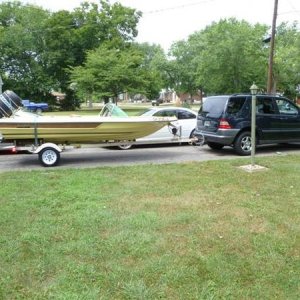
39, 0, 142, 108
273, 22, 300, 98
0, 0, 141, 108
70, 41, 169, 104
0, 1, 51, 100
168, 40, 200, 100
135, 43, 168, 99
70, 42, 146, 103
182, 19, 269, 95
166, 18, 269, 97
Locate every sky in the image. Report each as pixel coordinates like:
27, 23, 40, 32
13, 0, 300, 50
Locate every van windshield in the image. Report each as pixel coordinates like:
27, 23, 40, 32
200, 96, 228, 116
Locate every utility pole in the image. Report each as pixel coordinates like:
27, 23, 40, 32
267, 0, 279, 94
0, 75, 3, 94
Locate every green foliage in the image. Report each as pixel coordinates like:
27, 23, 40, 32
274, 22, 300, 98
0, 1, 299, 105
0, 1, 52, 99
206, 19, 267, 93
178, 18, 268, 95
168, 18, 300, 97
70, 42, 143, 102
70, 42, 167, 102
0, 155, 300, 298
0, 0, 141, 108
168, 40, 200, 97
135, 43, 168, 99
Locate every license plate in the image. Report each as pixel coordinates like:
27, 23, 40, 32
204, 121, 210, 126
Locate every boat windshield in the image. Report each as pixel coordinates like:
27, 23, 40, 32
99, 103, 128, 117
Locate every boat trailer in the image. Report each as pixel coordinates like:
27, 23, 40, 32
1, 125, 201, 167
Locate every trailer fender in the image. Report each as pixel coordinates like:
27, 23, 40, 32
33, 143, 62, 154
34, 143, 62, 167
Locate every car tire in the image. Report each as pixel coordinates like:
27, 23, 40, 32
189, 129, 195, 138
233, 131, 253, 156
207, 142, 224, 150
118, 144, 132, 150
188, 129, 197, 145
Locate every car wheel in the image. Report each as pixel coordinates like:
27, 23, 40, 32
189, 129, 197, 145
118, 144, 132, 150
39, 147, 60, 167
233, 131, 252, 156
207, 142, 224, 150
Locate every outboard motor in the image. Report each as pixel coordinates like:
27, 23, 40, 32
0, 90, 22, 118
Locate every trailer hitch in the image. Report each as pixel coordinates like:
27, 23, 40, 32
189, 133, 205, 146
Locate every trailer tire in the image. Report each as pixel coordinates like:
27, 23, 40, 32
39, 147, 60, 167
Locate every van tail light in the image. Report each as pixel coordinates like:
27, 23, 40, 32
218, 119, 232, 129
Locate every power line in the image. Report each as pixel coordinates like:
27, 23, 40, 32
286, 0, 298, 11
279, 10, 300, 15
142, 0, 300, 19
142, 0, 217, 15
279, 0, 300, 18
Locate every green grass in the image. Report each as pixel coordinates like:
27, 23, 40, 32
0, 155, 299, 299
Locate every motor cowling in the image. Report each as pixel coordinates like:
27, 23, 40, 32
0, 90, 22, 118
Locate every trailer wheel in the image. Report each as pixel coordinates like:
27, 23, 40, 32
39, 147, 60, 167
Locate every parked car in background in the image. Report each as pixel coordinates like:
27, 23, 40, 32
151, 99, 163, 106
195, 94, 300, 155
22, 99, 48, 113
118, 106, 197, 149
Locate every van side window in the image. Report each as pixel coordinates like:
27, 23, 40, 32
256, 97, 275, 114
275, 99, 298, 115
227, 97, 246, 115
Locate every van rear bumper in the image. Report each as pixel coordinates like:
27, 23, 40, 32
194, 129, 239, 145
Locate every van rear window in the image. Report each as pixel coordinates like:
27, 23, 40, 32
200, 96, 228, 115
